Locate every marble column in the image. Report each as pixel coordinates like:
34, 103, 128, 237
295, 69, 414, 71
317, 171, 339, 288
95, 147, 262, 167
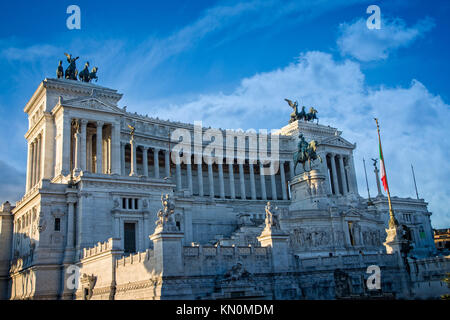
65, 199, 76, 249
330, 153, 340, 195
349, 155, 359, 195
62, 117, 71, 175
197, 155, 204, 196
208, 161, 214, 198
320, 153, 332, 195
129, 136, 137, 176
153, 148, 160, 178
36, 135, 41, 183
338, 155, 348, 195
96, 121, 104, 174
218, 163, 225, 199
31, 140, 36, 186
80, 120, 88, 171
238, 163, 246, 199
280, 161, 287, 200
164, 150, 170, 178
249, 162, 257, 200
26, 142, 33, 191
228, 163, 235, 199
120, 142, 126, 175
113, 214, 120, 239
106, 131, 112, 174
187, 161, 193, 195
260, 162, 267, 200
143, 212, 150, 248
270, 163, 277, 200
86, 133, 93, 172
30, 140, 36, 187
142, 146, 149, 177
73, 130, 81, 175
111, 122, 121, 175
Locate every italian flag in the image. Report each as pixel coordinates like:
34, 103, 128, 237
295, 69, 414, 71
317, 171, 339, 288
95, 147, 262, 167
379, 143, 388, 192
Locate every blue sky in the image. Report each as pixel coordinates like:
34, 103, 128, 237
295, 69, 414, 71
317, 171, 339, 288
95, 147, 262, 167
0, 0, 449, 227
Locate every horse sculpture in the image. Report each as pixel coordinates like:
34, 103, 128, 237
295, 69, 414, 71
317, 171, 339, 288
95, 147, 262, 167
79, 62, 90, 82
89, 67, 99, 82
64, 53, 79, 80
285, 98, 307, 123
293, 134, 322, 172
305, 107, 318, 123
79, 62, 99, 83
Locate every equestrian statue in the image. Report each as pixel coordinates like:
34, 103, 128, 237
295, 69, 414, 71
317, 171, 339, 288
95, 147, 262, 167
293, 133, 322, 173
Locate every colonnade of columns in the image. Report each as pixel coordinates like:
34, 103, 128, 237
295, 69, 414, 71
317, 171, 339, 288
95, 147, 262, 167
49, 117, 357, 200
326, 152, 356, 196
68, 119, 120, 176
119, 143, 358, 199
26, 133, 42, 191
121, 142, 294, 201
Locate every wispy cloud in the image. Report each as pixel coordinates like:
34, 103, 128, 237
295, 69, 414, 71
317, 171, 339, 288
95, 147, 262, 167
112, 0, 369, 90
337, 17, 435, 61
1, 43, 61, 62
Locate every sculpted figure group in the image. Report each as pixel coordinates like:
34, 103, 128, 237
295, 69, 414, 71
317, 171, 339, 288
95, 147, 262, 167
285, 98, 318, 123
56, 53, 98, 83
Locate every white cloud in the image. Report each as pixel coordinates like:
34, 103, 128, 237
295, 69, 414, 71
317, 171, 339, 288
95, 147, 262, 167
1, 44, 60, 62
337, 17, 435, 61
136, 51, 450, 228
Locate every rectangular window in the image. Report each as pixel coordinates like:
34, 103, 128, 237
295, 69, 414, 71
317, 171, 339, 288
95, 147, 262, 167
134, 198, 138, 210
348, 222, 355, 246
124, 223, 136, 254
54, 218, 61, 231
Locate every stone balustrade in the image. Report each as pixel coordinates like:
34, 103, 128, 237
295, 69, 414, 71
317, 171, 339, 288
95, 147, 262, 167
116, 249, 154, 268
81, 237, 121, 260
297, 253, 400, 271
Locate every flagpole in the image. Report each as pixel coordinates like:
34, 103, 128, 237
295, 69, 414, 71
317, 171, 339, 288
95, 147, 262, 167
411, 164, 419, 200
374, 118, 398, 227
363, 158, 371, 201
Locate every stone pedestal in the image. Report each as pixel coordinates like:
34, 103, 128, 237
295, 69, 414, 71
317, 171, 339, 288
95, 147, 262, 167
383, 224, 412, 298
258, 226, 290, 272
289, 169, 328, 210
149, 226, 184, 277
384, 228, 409, 256
129, 137, 138, 177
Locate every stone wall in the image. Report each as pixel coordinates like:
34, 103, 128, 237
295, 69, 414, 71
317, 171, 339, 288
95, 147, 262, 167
408, 255, 450, 299
0, 202, 13, 299
75, 238, 123, 300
